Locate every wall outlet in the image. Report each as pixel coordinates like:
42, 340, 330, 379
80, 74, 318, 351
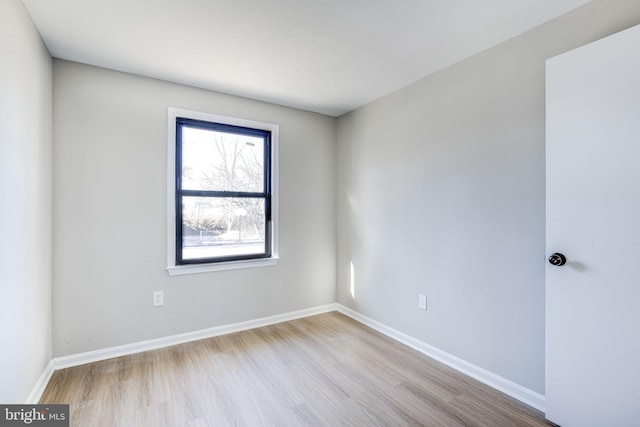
419, 294, 427, 310
153, 291, 164, 307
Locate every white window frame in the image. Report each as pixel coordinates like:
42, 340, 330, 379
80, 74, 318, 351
166, 108, 279, 275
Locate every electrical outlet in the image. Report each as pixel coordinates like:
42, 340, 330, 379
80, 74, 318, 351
153, 291, 164, 307
419, 294, 427, 310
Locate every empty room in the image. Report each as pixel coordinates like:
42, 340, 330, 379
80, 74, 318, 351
2, 0, 639, 425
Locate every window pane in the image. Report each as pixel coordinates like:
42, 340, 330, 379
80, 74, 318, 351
181, 126, 265, 192
181, 196, 266, 260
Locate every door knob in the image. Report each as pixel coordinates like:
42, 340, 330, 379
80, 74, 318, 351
549, 253, 567, 266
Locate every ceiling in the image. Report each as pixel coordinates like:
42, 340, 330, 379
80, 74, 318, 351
21, 0, 592, 116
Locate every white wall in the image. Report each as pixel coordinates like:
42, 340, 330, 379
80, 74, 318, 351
52, 61, 336, 357
336, 0, 640, 395
0, 0, 53, 403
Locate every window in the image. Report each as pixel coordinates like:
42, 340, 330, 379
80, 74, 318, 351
167, 108, 278, 275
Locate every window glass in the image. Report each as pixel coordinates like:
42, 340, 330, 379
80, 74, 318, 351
181, 126, 265, 193
181, 196, 266, 261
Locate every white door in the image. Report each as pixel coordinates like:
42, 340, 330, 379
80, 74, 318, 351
546, 24, 640, 426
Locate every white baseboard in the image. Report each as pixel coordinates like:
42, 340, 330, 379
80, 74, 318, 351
335, 304, 545, 412
25, 359, 55, 404
53, 303, 339, 370
34, 302, 544, 413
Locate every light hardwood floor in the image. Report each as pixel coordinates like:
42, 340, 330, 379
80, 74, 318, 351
40, 312, 550, 426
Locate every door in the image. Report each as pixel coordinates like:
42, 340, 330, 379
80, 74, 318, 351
546, 24, 640, 426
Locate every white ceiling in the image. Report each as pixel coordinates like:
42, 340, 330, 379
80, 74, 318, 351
21, 0, 592, 116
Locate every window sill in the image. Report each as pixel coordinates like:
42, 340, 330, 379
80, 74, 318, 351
167, 256, 279, 276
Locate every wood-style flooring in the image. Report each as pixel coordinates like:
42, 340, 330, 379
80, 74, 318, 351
40, 312, 550, 426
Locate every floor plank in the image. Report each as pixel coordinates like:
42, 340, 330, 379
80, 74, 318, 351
40, 312, 550, 426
